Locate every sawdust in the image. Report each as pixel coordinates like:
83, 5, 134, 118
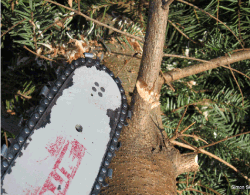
102, 42, 142, 106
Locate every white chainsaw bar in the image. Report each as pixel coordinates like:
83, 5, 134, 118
1, 53, 131, 195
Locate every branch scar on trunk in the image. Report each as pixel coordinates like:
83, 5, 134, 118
136, 78, 160, 109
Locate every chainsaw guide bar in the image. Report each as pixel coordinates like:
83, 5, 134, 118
1, 53, 131, 195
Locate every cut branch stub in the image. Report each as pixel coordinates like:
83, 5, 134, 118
176, 153, 199, 176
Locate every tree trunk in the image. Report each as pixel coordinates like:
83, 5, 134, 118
101, 1, 198, 194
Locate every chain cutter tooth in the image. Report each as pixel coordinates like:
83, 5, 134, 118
39, 85, 50, 97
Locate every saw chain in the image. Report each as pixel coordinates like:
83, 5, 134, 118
1, 53, 131, 195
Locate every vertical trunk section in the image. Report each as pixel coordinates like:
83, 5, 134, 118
124, 0, 170, 151
101, 1, 181, 194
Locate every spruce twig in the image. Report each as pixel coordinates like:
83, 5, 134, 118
1, 18, 26, 38
45, 0, 145, 42
177, 0, 244, 48
23, 46, 55, 62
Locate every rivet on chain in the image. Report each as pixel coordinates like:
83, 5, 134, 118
118, 123, 123, 128
52, 86, 58, 92
2, 161, 8, 168
95, 61, 100, 66
24, 128, 30, 134
122, 95, 126, 100
18, 136, 24, 143
123, 104, 127, 109
107, 152, 112, 158
7, 153, 13, 160
38, 106, 44, 113
65, 69, 71, 76
104, 161, 110, 166
34, 113, 39, 119
101, 168, 107, 173
61, 75, 66, 80
80, 58, 85, 64
113, 138, 118, 143
38, 106, 44, 114
115, 131, 120, 137
95, 184, 100, 190
70, 64, 75, 70
122, 110, 126, 114
29, 120, 35, 129
14, 144, 20, 150
98, 177, 103, 182
55, 81, 62, 87
47, 93, 53, 100
87, 58, 92, 63
43, 99, 49, 105
73, 60, 79, 66
102, 66, 106, 70
110, 145, 115, 151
